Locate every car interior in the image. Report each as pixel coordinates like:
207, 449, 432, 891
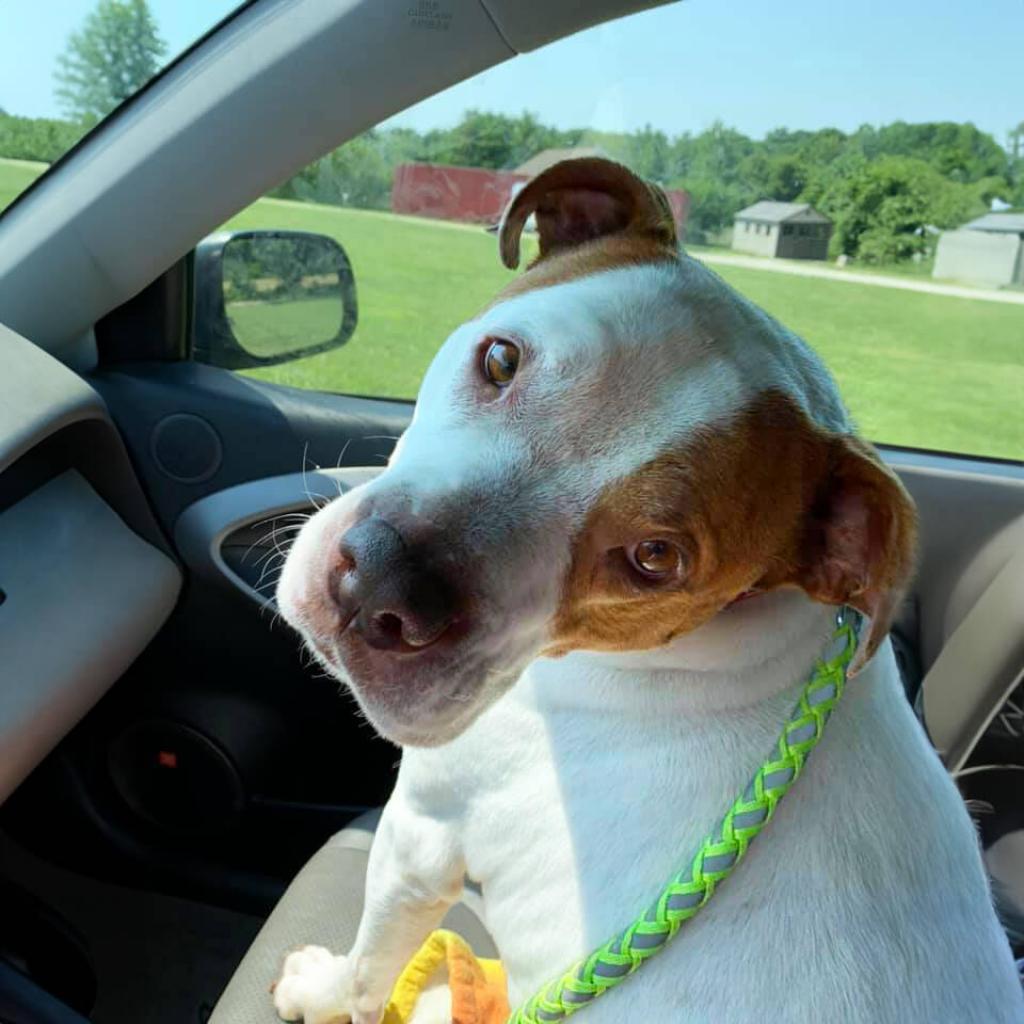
0, 1, 1022, 1022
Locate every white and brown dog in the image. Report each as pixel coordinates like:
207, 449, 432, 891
273, 159, 1023, 1023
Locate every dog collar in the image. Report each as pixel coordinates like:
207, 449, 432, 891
510, 607, 860, 1023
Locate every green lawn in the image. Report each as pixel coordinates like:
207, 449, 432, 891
227, 198, 1023, 461
708, 266, 1022, 459
0, 158, 47, 211
2, 159, 1021, 460
227, 297, 343, 358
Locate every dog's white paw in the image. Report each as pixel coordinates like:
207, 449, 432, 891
271, 946, 378, 1024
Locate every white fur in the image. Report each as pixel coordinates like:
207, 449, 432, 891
274, 258, 1024, 1023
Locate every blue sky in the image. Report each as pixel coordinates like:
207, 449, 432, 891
2, 0, 1021, 145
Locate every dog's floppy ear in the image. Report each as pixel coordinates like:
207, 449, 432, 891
498, 157, 677, 269
794, 436, 917, 675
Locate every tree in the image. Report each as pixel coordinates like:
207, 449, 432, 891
429, 110, 516, 169
1010, 122, 1024, 161
852, 120, 1008, 184
424, 110, 576, 170
289, 132, 393, 210
1008, 122, 1024, 206
0, 111, 87, 163
813, 156, 989, 264
54, 0, 166, 125
685, 121, 755, 186
677, 177, 751, 242
622, 125, 671, 182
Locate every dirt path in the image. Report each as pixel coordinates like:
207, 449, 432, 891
694, 250, 1024, 306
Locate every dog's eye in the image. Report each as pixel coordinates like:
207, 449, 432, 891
628, 539, 682, 579
483, 338, 520, 387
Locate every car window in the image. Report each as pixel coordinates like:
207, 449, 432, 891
223, 2, 1023, 463
0, 0, 241, 215
5, 2, 1022, 463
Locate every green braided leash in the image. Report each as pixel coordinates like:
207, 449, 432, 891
509, 608, 860, 1024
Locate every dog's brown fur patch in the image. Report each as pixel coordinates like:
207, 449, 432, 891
498, 156, 677, 270
486, 157, 680, 309
543, 391, 916, 664
490, 234, 678, 309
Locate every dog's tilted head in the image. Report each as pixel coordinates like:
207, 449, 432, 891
277, 158, 917, 747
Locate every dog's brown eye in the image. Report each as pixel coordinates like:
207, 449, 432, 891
629, 539, 682, 579
483, 339, 520, 387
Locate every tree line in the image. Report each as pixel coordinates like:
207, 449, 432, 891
272, 111, 1022, 264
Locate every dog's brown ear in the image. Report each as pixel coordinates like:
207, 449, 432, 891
794, 436, 917, 674
498, 157, 677, 269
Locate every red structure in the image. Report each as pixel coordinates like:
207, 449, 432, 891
392, 163, 527, 225
391, 162, 690, 237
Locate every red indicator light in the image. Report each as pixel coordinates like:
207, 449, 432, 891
157, 750, 178, 768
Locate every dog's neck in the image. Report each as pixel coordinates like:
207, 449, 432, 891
525, 591, 838, 718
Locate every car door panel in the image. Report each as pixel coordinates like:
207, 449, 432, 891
89, 362, 408, 536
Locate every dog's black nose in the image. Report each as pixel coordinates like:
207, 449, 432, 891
335, 516, 459, 651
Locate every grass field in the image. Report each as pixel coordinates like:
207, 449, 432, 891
227, 297, 343, 358
225, 198, 1023, 460
0, 158, 47, 211
3, 158, 1021, 460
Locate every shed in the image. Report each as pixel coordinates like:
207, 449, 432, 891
732, 201, 832, 260
933, 213, 1024, 287
962, 212, 1024, 236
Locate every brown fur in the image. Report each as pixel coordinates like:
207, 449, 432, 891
544, 392, 917, 669
498, 157, 678, 270
491, 234, 678, 308
488, 156, 679, 313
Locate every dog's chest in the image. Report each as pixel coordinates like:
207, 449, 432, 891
442, 672, 799, 1006
404, 654, 1020, 1022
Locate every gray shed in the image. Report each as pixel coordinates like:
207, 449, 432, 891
932, 212, 1024, 288
732, 201, 832, 260
962, 212, 1024, 236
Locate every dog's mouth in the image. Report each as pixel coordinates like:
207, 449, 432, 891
314, 617, 524, 747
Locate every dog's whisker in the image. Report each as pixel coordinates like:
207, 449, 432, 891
243, 522, 305, 565
252, 541, 292, 570
239, 514, 305, 561
335, 438, 354, 470
300, 443, 332, 511
253, 545, 287, 573
253, 549, 288, 587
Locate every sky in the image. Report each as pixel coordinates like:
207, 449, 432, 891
1, 0, 1021, 146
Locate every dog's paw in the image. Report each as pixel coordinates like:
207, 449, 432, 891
271, 946, 378, 1024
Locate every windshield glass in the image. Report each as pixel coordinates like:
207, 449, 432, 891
1, 0, 240, 214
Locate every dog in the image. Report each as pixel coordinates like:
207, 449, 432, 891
271, 158, 1024, 1023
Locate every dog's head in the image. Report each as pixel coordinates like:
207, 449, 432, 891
278, 158, 916, 746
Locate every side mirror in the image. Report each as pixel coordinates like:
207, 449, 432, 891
192, 230, 358, 370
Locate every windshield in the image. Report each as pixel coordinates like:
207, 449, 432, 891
1, 0, 241, 214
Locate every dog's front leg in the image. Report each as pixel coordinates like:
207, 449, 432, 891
273, 799, 465, 1024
